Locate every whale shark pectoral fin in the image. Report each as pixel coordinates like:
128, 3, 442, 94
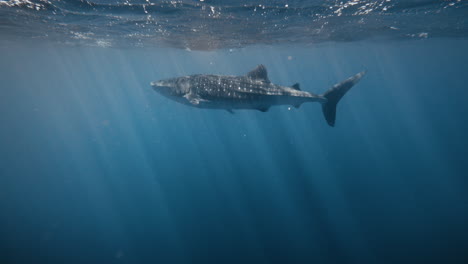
246, 64, 270, 83
184, 93, 207, 105
257, 107, 269, 112
184, 94, 200, 105
226, 109, 235, 114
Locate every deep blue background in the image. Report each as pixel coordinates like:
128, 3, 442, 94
1, 40, 468, 263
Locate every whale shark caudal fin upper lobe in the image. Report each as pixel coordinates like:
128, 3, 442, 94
321, 71, 366, 127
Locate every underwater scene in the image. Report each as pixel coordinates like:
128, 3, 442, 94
1, 0, 468, 263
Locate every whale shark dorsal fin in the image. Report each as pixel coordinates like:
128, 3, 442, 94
292, 83, 301, 90
247, 64, 270, 82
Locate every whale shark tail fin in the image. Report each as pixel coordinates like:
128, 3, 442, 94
321, 71, 366, 127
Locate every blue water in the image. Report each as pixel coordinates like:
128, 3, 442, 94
1, 1, 468, 264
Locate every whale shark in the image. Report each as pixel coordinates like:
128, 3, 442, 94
151, 65, 365, 126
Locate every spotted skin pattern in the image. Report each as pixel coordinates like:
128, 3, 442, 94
151, 65, 365, 125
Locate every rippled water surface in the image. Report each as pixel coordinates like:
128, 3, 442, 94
0, 0, 467, 49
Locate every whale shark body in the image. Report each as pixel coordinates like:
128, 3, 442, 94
151, 65, 365, 126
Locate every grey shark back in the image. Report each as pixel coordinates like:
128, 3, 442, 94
151, 65, 365, 127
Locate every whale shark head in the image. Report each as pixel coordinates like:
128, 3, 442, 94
151, 77, 190, 98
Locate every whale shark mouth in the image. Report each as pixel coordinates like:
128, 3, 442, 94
150, 81, 164, 87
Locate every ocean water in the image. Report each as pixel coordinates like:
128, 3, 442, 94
1, 1, 468, 264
